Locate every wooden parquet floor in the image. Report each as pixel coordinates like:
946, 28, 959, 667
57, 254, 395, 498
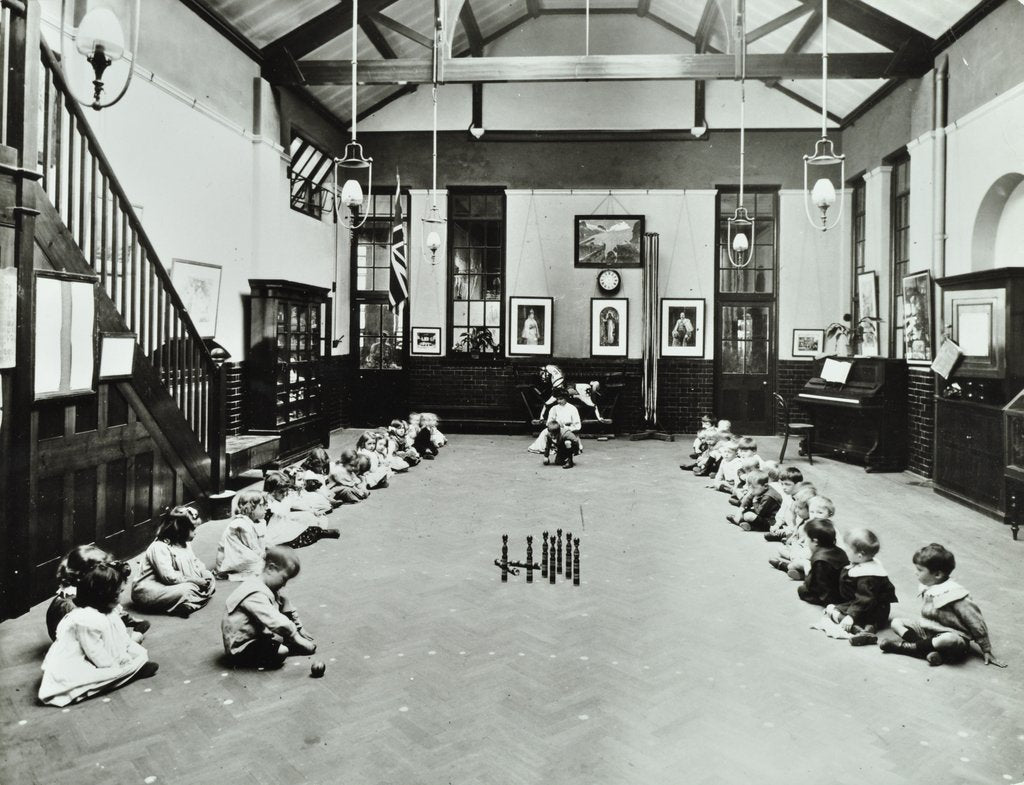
2, 430, 1023, 785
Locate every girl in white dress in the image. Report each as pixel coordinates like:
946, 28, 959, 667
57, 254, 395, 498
215, 490, 269, 581
39, 561, 157, 707
131, 506, 215, 617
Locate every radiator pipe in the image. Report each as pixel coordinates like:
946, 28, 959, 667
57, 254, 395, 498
933, 55, 948, 279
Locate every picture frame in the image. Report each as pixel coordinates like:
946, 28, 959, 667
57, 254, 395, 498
509, 296, 553, 356
791, 328, 824, 358
856, 270, 879, 356
170, 259, 222, 338
98, 333, 137, 379
942, 286, 1005, 378
660, 298, 705, 358
591, 298, 628, 357
575, 215, 645, 268
34, 271, 96, 400
410, 326, 442, 356
902, 271, 933, 364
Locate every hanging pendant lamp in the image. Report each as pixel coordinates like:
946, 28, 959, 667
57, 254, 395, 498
802, 0, 845, 231
422, 5, 446, 264
59, 0, 140, 110
336, 0, 373, 230
727, 0, 754, 268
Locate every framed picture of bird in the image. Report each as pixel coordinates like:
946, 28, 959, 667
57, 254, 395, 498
574, 215, 645, 268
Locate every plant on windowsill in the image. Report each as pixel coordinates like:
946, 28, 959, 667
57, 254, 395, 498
453, 326, 499, 359
825, 314, 883, 357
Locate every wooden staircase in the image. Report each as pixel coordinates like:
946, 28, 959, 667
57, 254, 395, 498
0, 5, 228, 618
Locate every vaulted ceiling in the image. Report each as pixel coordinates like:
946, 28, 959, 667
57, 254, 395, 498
184, 0, 999, 130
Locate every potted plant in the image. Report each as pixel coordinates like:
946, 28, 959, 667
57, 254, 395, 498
825, 314, 883, 356
454, 326, 498, 358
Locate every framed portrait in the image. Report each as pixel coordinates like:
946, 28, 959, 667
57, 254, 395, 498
660, 298, 705, 358
509, 296, 553, 356
792, 329, 824, 358
591, 298, 628, 357
34, 271, 96, 400
575, 215, 644, 268
856, 271, 879, 356
170, 259, 222, 338
902, 271, 933, 364
410, 326, 442, 356
98, 333, 136, 379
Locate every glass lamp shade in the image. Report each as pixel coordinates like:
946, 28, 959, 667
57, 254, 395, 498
812, 178, 836, 210
340, 179, 364, 209
732, 232, 749, 253
426, 231, 442, 253
726, 209, 754, 269
60, 0, 139, 110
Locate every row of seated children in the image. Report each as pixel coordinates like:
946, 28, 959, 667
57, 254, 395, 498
683, 414, 1006, 669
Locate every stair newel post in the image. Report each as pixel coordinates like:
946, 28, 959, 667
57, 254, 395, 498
207, 346, 230, 493
0, 0, 43, 620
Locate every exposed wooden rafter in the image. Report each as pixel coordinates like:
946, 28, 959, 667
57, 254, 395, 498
637, 0, 652, 16
360, 16, 398, 59
297, 52, 926, 85
526, 0, 542, 19
746, 6, 813, 44
694, 0, 721, 53
370, 12, 432, 50
765, 9, 820, 87
261, 0, 401, 61
459, 1, 485, 56
799, 0, 933, 54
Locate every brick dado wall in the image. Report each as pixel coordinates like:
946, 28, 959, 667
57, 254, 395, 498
907, 367, 935, 478
655, 360, 714, 433
777, 360, 817, 427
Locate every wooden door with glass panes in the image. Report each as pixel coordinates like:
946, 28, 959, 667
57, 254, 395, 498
714, 189, 777, 435
351, 191, 408, 425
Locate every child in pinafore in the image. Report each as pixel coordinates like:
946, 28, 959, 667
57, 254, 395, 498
39, 561, 158, 706
880, 543, 1006, 667
131, 505, 215, 617
215, 489, 269, 581
46, 545, 150, 641
221, 546, 316, 670
825, 528, 898, 645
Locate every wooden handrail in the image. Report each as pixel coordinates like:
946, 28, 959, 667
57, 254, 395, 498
38, 41, 214, 364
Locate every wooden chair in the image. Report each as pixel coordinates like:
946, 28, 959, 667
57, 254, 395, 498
773, 392, 814, 464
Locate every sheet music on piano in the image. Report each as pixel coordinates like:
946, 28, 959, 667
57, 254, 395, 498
820, 358, 853, 385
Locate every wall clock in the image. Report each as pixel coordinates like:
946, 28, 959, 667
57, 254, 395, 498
597, 268, 621, 294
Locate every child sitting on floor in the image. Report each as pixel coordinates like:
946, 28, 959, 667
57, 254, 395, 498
784, 494, 834, 580
726, 470, 782, 531
764, 468, 804, 542
46, 546, 150, 641
39, 560, 158, 706
825, 528, 898, 645
388, 419, 421, 466
728, 455, 763, 505
215, 489, 269, 581
131, 505, 215, 618
680, 414, 715, 469
329, 449, 371, 503
263, 471, 340, 548
221, 546, 316, 670
879, 543, 1005, 666
377, 427, 412, 473
356, 431, 391, 489
421, 412, 447, 449
735, 436, 762, 468
707, 440, 741, 492
409, 412, 437, 459
768, 485, 818, 572
796, 518, 849, 607
689, 428, 721, 476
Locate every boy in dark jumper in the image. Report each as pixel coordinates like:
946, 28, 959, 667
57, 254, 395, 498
725, 470, 781, 531
826, 528, 898, 646
796, 518, 849, 606
880, 543, 1006, 667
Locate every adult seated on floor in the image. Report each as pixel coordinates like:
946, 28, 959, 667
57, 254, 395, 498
540, 388, 582, 469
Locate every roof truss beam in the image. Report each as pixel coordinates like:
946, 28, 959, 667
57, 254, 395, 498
371, 12, 432, 50
459, 1, 484, 56
295, 52, 929, 85
746, 6, 814, 44
799, 0, 933, 54
261, 0, 401, 61
360, 16, 398, 59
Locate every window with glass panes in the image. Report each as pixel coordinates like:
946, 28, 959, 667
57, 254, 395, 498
890, 155, 910, 357
717, 190, 776, 295
851, 178, 866, 322
352, 191, 407, 370
288, 134, 333, 219
449, 190, 504, 352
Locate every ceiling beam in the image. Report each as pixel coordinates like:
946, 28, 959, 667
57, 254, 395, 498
459, 1, 485, 56
526, 0, 541, 19
360, 17, 398, 59
801, 0, 932, 54
637, 0, 652, 16
747, 6, 812, 45
179, 0, 262, 61
371, 12, 433, 50
262, 0, 401, 61
694, 0, 721, 53
297, 52, 926, 85
765, 9, 820, 87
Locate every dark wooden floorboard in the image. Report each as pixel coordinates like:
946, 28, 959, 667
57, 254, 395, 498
2, 430, 1023, 785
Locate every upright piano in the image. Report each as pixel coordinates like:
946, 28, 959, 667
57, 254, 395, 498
796, 357, 908, 472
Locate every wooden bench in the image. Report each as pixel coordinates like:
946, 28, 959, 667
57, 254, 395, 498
410, 403, 526, 434
225, 433, 281, 479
